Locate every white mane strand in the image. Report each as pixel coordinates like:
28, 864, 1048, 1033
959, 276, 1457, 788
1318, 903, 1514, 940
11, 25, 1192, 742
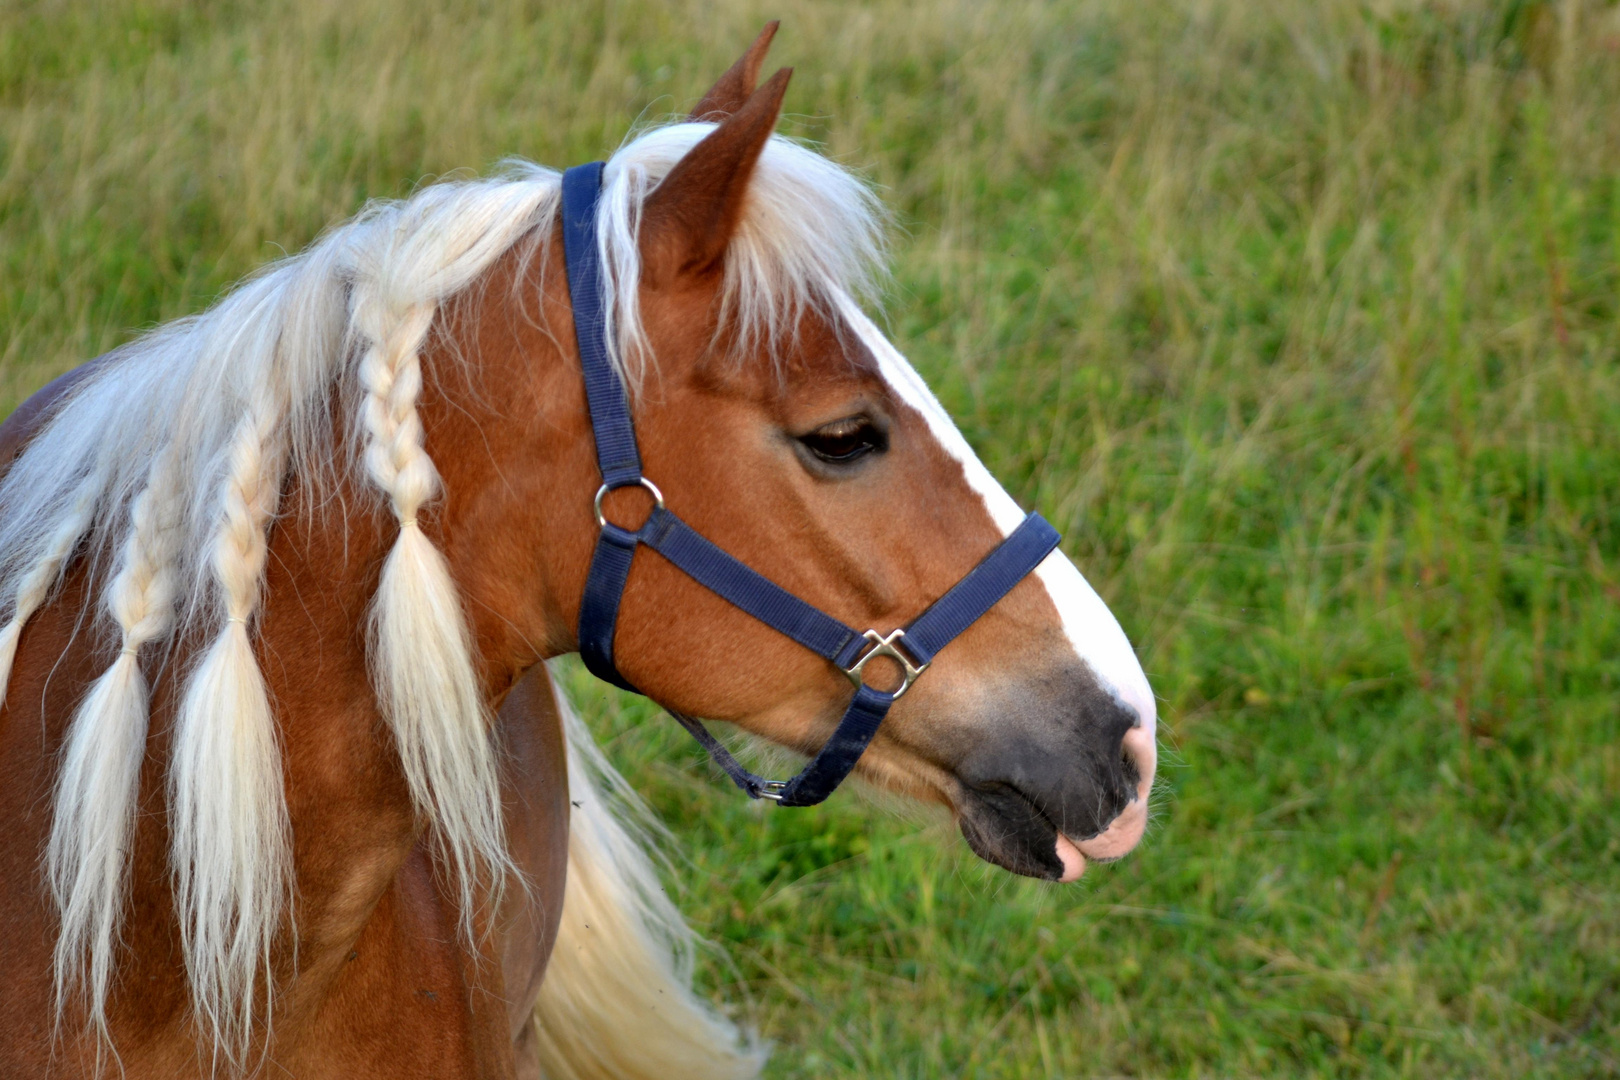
0, 120, 884, 1068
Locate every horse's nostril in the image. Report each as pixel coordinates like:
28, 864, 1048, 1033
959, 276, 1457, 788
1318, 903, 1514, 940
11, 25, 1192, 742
1116, 723, 1157, 800
1120, 741, 1141, 786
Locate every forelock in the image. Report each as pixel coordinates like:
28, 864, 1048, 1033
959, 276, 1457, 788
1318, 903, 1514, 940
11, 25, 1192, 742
597, 122, 888, 387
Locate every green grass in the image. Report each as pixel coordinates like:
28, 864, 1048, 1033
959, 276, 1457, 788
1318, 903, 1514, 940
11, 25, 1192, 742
4, 0, 1618, 1075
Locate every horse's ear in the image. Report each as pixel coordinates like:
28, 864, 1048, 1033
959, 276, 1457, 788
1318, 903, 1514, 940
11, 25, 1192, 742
690, 22, 780, 121
640, 66, 791, 287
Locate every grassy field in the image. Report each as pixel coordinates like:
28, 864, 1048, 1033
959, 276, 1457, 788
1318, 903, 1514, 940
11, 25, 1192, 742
4, 0, 1619, 1076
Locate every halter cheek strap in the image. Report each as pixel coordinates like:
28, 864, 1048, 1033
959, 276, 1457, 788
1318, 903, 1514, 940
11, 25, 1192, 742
561, 162, 1060, 807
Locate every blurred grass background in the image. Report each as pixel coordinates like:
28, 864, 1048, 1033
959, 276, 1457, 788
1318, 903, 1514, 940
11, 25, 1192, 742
4, 0, 1619, 1075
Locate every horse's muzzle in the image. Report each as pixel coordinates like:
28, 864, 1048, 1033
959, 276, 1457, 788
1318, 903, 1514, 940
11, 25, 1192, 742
951, 668, 1154, 881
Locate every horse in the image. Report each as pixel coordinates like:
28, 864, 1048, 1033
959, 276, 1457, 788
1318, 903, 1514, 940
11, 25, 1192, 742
0, 24, 1156, 1079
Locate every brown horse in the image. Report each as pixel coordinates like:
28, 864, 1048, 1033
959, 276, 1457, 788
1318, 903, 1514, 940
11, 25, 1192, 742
0, 26, 1155, 1079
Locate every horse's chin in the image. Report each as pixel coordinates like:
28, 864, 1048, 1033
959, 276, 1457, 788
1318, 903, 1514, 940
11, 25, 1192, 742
954, 782, 1070, 881
955, 781, 1148, 883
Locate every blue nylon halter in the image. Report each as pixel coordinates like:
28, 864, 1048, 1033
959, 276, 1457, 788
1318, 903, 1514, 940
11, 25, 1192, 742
561, 161, 1061, 807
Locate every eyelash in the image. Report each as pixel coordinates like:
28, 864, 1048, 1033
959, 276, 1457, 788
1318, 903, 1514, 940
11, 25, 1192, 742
798, 417, 888, 465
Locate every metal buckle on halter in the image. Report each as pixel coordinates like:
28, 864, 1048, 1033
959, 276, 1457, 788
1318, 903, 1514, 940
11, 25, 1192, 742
756, 780, 789, 802
594, 477, 665, 529
843, 628, 930, 700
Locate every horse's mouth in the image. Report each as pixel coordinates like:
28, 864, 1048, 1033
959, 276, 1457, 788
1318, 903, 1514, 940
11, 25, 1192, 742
954, 770, 1147, 882
954, 781, 1080, 882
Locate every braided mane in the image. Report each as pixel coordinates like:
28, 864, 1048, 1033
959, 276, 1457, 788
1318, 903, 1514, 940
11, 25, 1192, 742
0, 123, 882, 1061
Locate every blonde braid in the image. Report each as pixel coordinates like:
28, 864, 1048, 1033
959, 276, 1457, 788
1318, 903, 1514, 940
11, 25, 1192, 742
169, 403, 291, 1062
48, 462, 181, 1039
355, 298, 438, 530
0, 478, 100, 708
351, 287, 508, 929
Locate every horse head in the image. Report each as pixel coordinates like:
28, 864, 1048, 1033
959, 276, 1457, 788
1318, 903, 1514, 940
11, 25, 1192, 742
450, 36, 1156, 883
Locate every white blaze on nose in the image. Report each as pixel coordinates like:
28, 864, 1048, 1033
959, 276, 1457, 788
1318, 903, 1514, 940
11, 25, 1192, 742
842, 303, 1156, 738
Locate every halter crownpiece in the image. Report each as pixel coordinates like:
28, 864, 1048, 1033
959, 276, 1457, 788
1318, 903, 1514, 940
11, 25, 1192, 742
561, 161, 1061, 807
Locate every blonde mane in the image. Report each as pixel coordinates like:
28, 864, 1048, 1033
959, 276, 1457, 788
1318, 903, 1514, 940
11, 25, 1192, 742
0, 121, 881, 1066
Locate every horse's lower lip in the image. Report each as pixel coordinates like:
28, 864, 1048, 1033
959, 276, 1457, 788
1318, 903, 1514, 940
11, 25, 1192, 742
1054, 833, 1086, 882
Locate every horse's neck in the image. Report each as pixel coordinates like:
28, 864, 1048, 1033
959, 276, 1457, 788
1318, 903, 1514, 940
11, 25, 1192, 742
268, 234, 592, 919
259, 243, 580, 960
244, 467, 427, 1006
240, 244, 579, 1046
406, 232, 595, 681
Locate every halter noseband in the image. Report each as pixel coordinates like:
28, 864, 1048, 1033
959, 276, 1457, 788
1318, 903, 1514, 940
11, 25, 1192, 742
561, 162, 1060, 807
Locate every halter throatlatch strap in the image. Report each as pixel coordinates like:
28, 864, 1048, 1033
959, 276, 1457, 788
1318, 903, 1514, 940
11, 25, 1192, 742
560, 162, 1061, 807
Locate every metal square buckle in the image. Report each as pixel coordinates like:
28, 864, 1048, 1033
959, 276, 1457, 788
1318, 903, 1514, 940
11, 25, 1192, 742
843, 628, 929, 700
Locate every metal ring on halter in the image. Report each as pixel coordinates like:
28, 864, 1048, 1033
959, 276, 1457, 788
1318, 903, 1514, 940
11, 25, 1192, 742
756, 779, 790, 802
843, 628, 930, 700
593, 477, 665, 530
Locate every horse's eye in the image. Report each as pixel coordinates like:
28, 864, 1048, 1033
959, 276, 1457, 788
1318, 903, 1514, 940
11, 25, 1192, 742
799, 417, 887, 465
